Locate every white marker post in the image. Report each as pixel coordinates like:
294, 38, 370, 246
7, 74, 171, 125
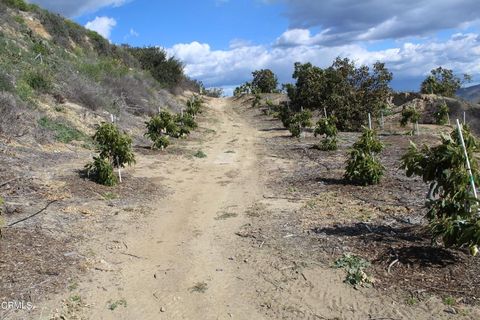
456, 119, 478, 200
324, 107, 328, 118
368, 113, 372, 130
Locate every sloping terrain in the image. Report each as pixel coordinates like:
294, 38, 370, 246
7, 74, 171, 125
458, 84, 480, 104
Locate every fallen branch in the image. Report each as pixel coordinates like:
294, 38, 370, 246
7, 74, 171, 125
7, 200, 58, 227
0, 178, 17, 189
387, 259, 399, 274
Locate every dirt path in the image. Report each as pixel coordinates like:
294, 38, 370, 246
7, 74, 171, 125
46, 98, 267, 319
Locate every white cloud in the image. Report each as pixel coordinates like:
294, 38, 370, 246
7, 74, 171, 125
168, 31, 480, 91
269, 0, 480, 44
85, 16, 117, 39
28, 0, 129, 17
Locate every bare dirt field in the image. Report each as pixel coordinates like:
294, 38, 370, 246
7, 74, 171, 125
2, 97, 480, 319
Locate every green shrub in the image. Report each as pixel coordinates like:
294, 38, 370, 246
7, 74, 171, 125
15, 80, 33, 101
176, 112, 197, 136
434, 102, 449, 125
32, 41, 50, 56
144, 111, 179, 149
38, 117, 89, 143
345, 128, 385, 185
93, 122, 135, 169
233, 82, 252, 97
203, 87, 223, 98
24, 69, 52, 93
126, 46, 184, 88
401, 125, 480, 254
185, 95, 203, 116
400, 106, 420, 127
85, 156, 118, 186
4, 0, 30, 11
314, 115, 338, 151
334, 253, 372, 287
252, 93, 262, 108
194, 150, 207, 158
287, 110, 312, 138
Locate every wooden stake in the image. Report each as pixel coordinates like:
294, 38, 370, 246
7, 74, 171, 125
456, 119, 478, 200
116, 156, 122, 183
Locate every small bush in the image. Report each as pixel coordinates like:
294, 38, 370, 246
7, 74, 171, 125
400, 106, 420, 127
434, 102, 449, 125
93, 122, 135, 168
345, 128, 385, 185
287, 110, 312, 138
334, 253, 372, 287
144, 111, 178, 149
176, 112, 197, 136
194, 150, 207, 158
401, 125, 480, 253
24, 69, 52, 93
85, 157, 118, 186
4, 0, 30, 11
314, 115, 338, 151
38, 117, 89, 143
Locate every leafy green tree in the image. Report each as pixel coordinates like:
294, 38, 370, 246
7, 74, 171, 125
288, 58, 392, 131
314, 115, 338, 150
127, 46, 184, 88
85, 123, 135, 186
420, 67, 471, 97
345, 128, 385, 185
401, 125, 480, 254
251, 69, 278, 93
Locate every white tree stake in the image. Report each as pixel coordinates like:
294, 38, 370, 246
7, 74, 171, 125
463, 111, 466, 125
447, 112, 451, 126
110, 114, 114, 123
456, 119, 478, 200
324, 107, 328, 118
116, 156, 122, 183
368, 113, 372, 130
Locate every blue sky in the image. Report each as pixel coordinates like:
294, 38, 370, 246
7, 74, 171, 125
30, 0, 480, 93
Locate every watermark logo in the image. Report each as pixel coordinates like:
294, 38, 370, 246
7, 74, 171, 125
1, 301, 34, 311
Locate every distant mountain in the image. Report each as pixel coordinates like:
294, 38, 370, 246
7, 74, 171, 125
457, 84, 480, 104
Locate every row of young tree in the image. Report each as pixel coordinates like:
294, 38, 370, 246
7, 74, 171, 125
84, 95, 204, 186
243, 60, 480, 255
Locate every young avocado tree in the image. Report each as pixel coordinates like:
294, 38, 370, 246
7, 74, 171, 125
288, 110, 312, 138
314, 115, 338, 151
400, 105, 420, 134
85, 122, 136, 186
401, 124, 480, 255
345, 128, 385, 185
144, 110, 179, 149
434, 101, 450, 125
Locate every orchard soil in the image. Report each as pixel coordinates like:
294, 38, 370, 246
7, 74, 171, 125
1, 97, 479, 319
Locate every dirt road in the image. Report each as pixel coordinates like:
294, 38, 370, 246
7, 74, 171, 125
45, 98, 267, 319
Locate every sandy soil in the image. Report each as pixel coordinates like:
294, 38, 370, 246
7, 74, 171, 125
3, 97, 480, 319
